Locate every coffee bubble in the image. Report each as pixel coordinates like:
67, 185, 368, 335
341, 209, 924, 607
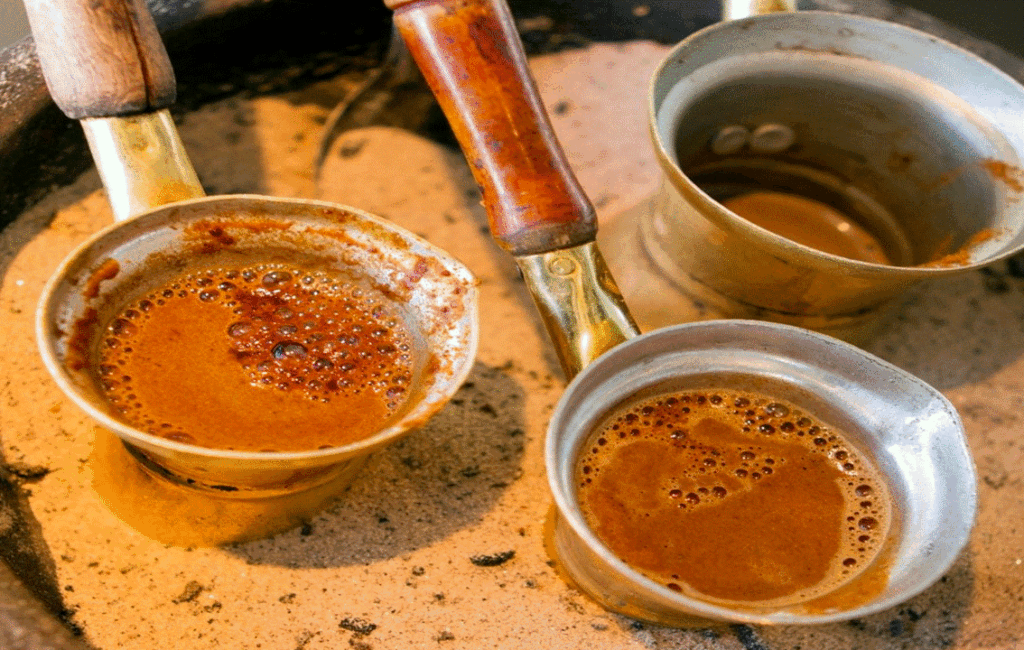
262, 271, 292, 287
109, 318, 136, 337
858, 517, 878, 531
227, 322, 252, 337
272, 341, 308, 359
765, 402, 789, 417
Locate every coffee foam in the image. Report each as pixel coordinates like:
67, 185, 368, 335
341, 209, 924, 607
94, 262, 417, 451
576, 388, 891, 607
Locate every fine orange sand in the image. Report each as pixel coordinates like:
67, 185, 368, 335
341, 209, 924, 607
1, 41, 1021, 650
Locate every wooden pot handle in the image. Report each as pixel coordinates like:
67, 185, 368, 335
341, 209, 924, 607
23, 0, 175, 119
387, 0, 597, 256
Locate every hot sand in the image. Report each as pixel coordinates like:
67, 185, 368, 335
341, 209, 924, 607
1, 40, 1022, 650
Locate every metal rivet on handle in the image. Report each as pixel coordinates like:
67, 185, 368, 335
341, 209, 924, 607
549, 256, 578, 276
749, 123, 796, 153
711, 125, 750, 155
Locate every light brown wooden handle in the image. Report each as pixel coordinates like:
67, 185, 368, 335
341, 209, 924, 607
23, 0, 175, 119
390, 0, 596, 255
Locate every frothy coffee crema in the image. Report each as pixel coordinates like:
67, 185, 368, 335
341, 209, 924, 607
722, 190, 891, 265
576, 389, 891, 608
94, 264, 417, 452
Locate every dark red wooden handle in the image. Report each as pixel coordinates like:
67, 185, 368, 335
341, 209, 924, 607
389, 0, 597, 255
23, 0, 176, 119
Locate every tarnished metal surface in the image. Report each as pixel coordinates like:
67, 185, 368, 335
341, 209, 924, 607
516, 243, 638, 379
609, 11, 1024, 342
81, 111, 205, 221
1, 0, 1022, 648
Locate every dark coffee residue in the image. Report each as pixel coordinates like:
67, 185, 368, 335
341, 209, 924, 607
469, 550, 515, 567
339, 617, 378, 636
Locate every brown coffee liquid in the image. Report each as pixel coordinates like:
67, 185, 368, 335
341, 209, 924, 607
722, 190, 891, 265
94, 263, 418, 452
576, 389, 890, 607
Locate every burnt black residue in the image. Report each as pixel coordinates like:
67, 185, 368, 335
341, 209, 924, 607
1006, 253, 1024, 278
731, 624, 770, 650
339, 616, 378, 636
980, 267, 1011, 294
1, 462, 51, 482
889, 617, 906, 637
469, 550, 515, 567
171, 580, 205, 604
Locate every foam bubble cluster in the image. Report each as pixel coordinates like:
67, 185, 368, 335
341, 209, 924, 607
576, 389, 890, 605
96, 263, 417, 449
